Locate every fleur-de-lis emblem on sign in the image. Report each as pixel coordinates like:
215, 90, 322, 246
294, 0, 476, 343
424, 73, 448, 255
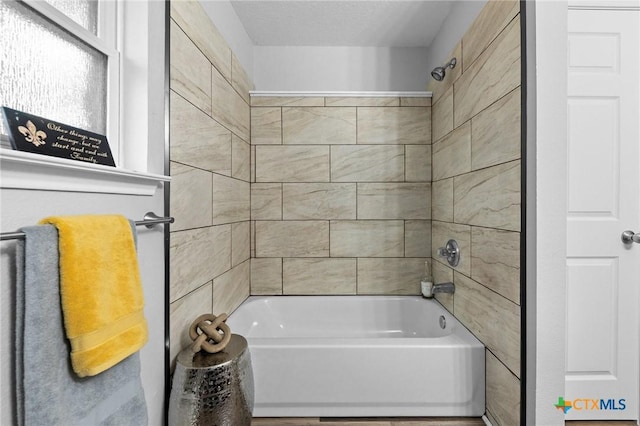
18, 120, 47, 147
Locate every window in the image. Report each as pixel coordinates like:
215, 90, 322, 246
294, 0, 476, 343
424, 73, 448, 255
0, 0, 119, 163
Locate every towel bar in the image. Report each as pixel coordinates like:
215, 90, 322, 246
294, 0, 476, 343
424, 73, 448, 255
0, 212, 174, 241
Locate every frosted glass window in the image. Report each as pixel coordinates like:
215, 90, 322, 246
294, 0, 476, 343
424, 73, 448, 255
0, 0, 107, 138
44, 0, 99, 34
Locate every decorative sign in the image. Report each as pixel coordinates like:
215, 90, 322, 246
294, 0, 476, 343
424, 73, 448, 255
1, 107, 116, 167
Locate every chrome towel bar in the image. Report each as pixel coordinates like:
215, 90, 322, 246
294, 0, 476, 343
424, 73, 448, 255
0, 212, 174, 241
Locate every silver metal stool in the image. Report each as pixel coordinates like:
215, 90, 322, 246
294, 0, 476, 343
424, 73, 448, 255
168, 334, 254, 426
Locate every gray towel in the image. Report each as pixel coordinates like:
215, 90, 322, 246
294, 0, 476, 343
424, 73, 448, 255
16, 224, 148, 426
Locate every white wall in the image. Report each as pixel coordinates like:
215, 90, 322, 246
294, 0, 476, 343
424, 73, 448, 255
526, 1, 568, 425
424, 0, 487, 79
253, 46, 430, 91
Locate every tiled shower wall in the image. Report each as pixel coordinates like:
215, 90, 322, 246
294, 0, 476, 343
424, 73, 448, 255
428, 1, 522, 425
250, 97, 432, 295
168, 1, 253, 364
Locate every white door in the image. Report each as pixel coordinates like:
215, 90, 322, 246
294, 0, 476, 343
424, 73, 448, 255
565, 8, 640, 421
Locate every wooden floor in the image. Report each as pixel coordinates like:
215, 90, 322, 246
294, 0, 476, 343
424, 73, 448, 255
252, 418, 485, 426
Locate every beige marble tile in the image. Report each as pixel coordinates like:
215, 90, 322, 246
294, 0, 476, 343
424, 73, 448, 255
251, 107, 282, 145
471, 87, 521, 170
251, 183, 282, 220
400, 97, 432, 107
471, 227, 520, 304
454, 160, 521, 231
282, 107, 356, 145
432, 121, 471, 181
429, 43, 462, 105
330, 220, 404, 258
283, 258, 357, 295
431, 221, 471, 277
171, 1, 231, 80
231, 221, 250, 267
357, 258, 425, 295
169, 282, 212, 367
331, 145, 404, 182
213, 260, 250, 315
170, 91, 231, 175
454, 272, 520, 377
486, 350, 521, 426
232, 135, 250, 181
432, 260, 454, 312
462, 0, 520, 71
405, 145, 431, 182
357, 183, 431, 220
256, 146, 330, 182
170, 20, 211, 115
250, 145, 256, 183
454, 17, 521, 126
170, 162, 212, 232
325, 97, 399, 107
431, 178, 454, 222
251, 97, 324, 107
250, 220, 255, 258
170, 225, 231, 302
231, 53, 253, 105
256, 221, 329, 258
282, 183, 356, 220
211, 65, 250, 141
212, 174, 250, 225
357, 107, 431, 145
251, 258, 282, 295
432, 85, 454, 143
405, 220, 431, 258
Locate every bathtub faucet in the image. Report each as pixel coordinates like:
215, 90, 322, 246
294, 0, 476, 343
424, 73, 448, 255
422, 281, 455, 299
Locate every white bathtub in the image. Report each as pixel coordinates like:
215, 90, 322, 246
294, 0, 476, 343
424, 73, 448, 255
227, 295, 485, 417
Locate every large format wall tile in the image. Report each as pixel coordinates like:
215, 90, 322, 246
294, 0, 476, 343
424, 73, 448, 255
471, 87, 521, 170
486, 351, 520, 426
325, 97, 399, 107
405, 145, 431, 182
251, 108, 281, 145
251, 258, 283, 295
454, 272, 520, 377
256, 221, 329, 257
212, 260, 250, 315
170, 91, 231, 175
400, 97, 431, 107
331, 145, 404, 182
357, 258, 425, 295
454, 160, 521, 231
283, 107, 356, 145
432, 86, 454, 143
170, 20, 211, 115
405, 220, 431, 258
429, 42, 462, 104
231, 221, 250, 267
431, 178, 454, 222
330, 220, 404, 257
170, 162, 212, 232
171, 0, 231, 80
212, 174, 250, 224
432, 121, 471, 181
454, 17, 521, 126
357, 183, 431, 220
169, 283, 212, 366
357, 107, 431, 145
257, 146, 330, 182
462, 0, 519, 71
283, 258, 357, 294
251, 183, 282, 220
471, 227, 520, 304
251, 97, 324, 107
232, 135, 250, 181
431, 221, 471, 277
211, 65, 250, 141
283, 183, 356, 220
232, 53, 252, 104
170, 225, 231, 302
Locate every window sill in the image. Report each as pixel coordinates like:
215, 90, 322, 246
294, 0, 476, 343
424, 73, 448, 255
0, 149, 170, 196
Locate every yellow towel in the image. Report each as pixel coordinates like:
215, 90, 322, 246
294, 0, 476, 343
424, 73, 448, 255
39, 214, 148, 377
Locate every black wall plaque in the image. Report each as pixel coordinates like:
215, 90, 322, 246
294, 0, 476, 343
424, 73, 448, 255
1, 107, 116, 167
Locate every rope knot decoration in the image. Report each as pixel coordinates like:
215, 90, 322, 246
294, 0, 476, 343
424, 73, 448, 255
189, 313, 231, 354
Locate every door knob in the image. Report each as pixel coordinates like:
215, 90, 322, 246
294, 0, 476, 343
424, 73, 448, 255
621, 230, 640, 244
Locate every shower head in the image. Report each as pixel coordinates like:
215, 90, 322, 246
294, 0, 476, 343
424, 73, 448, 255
431, 57, 457, 82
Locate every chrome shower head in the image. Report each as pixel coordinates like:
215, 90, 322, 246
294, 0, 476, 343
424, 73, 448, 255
430, 57, 457, 82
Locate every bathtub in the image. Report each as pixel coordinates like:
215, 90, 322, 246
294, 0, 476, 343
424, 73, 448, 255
227, 295, 485, 417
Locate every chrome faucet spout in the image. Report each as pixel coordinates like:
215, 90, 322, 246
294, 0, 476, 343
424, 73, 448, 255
422, 281, 455, 298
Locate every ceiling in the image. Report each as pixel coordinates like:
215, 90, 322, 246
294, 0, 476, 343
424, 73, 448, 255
229, 1, 455, 47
